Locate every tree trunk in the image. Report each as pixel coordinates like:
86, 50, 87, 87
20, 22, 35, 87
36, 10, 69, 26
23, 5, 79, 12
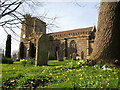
90, 1, 120, 64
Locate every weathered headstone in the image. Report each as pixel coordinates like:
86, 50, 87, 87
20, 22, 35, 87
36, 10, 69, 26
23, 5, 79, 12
35, 34, 48, 66
81, 51, 84, 59
72, 52, 76, 60
57, 47, 63, 61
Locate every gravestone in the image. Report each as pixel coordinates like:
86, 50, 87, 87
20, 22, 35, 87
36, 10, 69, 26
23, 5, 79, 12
81, 51, 84, 59
72, 52, 76, 60
35, 34, 48, 66
57, 47, 63, 61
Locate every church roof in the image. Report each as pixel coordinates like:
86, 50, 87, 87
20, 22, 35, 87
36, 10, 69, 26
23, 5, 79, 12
47, 26, 93, 35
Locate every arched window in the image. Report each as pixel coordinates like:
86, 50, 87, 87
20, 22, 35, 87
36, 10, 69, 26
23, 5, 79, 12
70, 40, 77, 49
70, 40, 77, 59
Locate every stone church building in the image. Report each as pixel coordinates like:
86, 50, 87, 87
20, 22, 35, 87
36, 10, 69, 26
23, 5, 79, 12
19, 15, 96, 60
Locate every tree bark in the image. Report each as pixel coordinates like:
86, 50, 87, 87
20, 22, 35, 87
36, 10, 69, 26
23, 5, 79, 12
90, 1, 120, 64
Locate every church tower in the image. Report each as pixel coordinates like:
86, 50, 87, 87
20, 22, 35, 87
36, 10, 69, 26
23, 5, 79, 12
19, 14, 46, 59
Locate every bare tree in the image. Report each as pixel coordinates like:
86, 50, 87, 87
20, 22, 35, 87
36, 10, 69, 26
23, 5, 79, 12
0, 0, 22, 19
0, 0, 58, 36
0, 0, 60, 57
90, 1, 120, 65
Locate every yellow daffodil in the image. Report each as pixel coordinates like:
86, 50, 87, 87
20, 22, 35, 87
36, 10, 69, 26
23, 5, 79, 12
79, 74, 82, 76
67, 78, 70, 80
90, 76, 92, 78
114, 72, 117, 74
80, 78, 83, 80
20, 59, 27, 62
50, 73, 52, 75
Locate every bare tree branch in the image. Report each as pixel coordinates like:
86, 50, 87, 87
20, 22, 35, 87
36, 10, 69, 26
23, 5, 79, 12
0, 0, 59, 46
2, 25, 9, 34
0, 1, 22, 19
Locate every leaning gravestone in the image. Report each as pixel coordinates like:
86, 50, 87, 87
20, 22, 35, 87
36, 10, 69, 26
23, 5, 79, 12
57, 47, 63, 61
35, 34, 48, 66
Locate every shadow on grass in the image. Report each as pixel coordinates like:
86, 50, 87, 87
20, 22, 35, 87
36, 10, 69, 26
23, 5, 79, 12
47, 64, 59, 66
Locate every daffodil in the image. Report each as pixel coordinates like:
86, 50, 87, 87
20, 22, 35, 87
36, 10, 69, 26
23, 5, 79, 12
113, 72, 117, 74
76, 70, 80, 72
80, 78, 83, 80
56, 76, 59, 78
67, 78, 70, 80
20, 59, 27, 62
89, 76, 92, 78
79, 74, 82, 76
31, 81, 34, 83
50, 73, 52, 75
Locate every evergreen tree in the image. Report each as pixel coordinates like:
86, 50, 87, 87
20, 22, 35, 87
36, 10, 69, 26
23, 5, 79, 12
29, 42, 35, 58
5, 34, 11, 58
19, 42, 24, 59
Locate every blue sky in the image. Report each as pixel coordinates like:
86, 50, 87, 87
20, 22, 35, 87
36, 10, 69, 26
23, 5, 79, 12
36, 2, 99, 33
0, 1, 100, 53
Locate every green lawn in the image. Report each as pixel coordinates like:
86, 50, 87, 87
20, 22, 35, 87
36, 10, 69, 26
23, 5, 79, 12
2, 59, 120, 89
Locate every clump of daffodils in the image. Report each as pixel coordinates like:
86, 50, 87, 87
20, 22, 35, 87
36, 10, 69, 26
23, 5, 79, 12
20, 59, 27, 66
102, 64, 112, 71
20, 59, 27, 62
78, 60, 86, 65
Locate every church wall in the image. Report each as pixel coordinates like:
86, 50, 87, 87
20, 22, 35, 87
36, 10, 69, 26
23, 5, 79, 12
19, 16, 95, 60
48, 32, 94, 60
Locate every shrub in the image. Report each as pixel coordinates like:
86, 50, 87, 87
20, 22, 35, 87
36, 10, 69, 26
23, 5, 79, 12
2, 58, 13, 64
20, 58, 35, 66
26, 58, 35, 65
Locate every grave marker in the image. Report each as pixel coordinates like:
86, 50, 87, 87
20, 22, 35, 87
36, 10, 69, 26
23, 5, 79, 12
35, 34, 48, 66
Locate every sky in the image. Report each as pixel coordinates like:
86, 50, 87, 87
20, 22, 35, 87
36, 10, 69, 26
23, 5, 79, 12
44, 2, 99, 32
0, 1, 100, 54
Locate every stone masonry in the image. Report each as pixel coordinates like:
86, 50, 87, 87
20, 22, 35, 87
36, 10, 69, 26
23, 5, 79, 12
47, 26, 96, 60
19, 15, 96, 60
19, 15, 46, 58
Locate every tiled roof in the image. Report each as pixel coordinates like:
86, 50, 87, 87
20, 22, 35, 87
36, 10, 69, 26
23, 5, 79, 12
47, 26, 93, 35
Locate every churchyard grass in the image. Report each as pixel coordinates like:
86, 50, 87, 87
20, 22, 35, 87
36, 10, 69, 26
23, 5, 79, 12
2, 59, 120, 88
